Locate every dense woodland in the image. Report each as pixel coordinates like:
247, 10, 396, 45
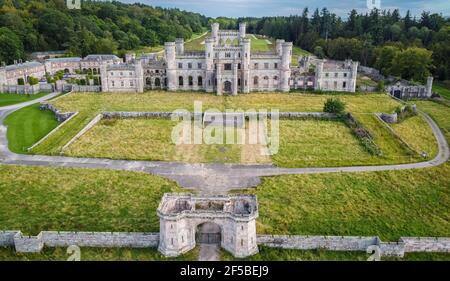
0, 0, 449, 82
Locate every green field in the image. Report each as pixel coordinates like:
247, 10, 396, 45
4, 104, 59, 153
433, 82, 450, 100
0, 92, 48, 107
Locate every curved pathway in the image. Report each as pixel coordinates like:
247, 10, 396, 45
0, 93, 448, 193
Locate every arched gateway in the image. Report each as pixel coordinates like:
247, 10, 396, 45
157, 193, 259, 258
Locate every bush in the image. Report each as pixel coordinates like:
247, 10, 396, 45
377, 80, 385, 92
323, 98, 346, 114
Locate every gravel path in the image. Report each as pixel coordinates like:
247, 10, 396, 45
0, 93, 448, 192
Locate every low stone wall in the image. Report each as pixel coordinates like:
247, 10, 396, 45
40, 103, 75, 122
71, 85, 101, 92
0, 231, 19, 246
13, 232, 44, 253
1, 84, 53, 94
379, 112, 398, 124
257, 235, 378, 251
102, 111, 337, 120
401, 237, 450, 253
257, 235, 450, 257
41, 231, 159, 248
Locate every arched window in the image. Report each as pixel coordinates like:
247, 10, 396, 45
226, 38, 231, 45
188, 76, 193, 86
93, 68, 97, 75
273, 76, 279, 86
253, 76, 259, 85
198, 76, 203, 86
179, 76, 184, 86
146, 77, 152, 86
233, 38, 239, 46
155, 77, 161, 87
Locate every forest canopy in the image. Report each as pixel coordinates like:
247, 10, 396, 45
0, 0, 449, 82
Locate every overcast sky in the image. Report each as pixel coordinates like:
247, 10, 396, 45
119, 0, 450, 18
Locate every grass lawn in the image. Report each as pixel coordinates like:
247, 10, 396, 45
241, 100, 450, 241
0, 246, 198, 261
4, 104, 59, 153
0, 165, 182, 235
64, 118, 269, 164
273, 119, 380, 167
433, 81, 450, 100
0, 92, 49, 107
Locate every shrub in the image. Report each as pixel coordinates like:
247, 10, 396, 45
323, 98, 346, 114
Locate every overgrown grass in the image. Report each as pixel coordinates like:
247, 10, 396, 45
0, 246, 199, 261
4, 104, 59, 153
0, 165, 182, 235
433, 82, 450, 100
0, 92, 48, 107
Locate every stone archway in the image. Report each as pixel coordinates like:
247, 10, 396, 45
196, 222, 221, 244
223, 81, 232, 94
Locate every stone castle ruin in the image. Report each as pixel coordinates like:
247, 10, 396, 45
157, 193, 259, 258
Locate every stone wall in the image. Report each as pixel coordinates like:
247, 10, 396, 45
257, 235, 378, 251
0, 231, 19, 246
62, 113, 102, 150
13, 232, 44, 253
39, 103, 76, 122
71, 85, 101, 92
1, 84, 53, 94
41, 231, 159, 248
257, 235, 450, 257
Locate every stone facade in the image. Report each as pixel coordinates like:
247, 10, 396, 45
314, 59, 359, 92
387, 77, 433, 99
157, 193, 259, 258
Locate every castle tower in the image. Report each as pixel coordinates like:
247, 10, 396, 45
350, 61, 359, 93
239, 22, 246, 38
241, 38, 251, 93
99, 61, 109, 92
314, 60, 324, 91
165, 42, 177, 91
205, 38, 215, 93
175, 38, 184, 55
276, 39, 285, 56
0, 67, 6, 92
280, 42, 292, 92
426, 76, 433, 97
134, 59, 144, 93
212, 22, 220, 44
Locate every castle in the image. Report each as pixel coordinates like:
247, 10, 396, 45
0, 23, 359, 95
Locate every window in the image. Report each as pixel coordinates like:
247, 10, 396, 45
224, 63, 232, 71
188, 63, 192, 69
178, 63, 183, 69
130, 81, 134, 87
325, 73, 329, 78
344, 73, 348, 78
343, 81, 347, 88
111, 81, 115, 87
179, 76, 183, 86
238, 63, 241, 70
198, 76, 203, 86
264, 63, 269, 69
225, 52, 231, 58
155, 70, 159, 74
335, 73, 338, 78
198, 63, 202, 69
334, 81, 338, 88
120, 72, 123, 76
188, 76, 193, 86
274, 63, 278, 69
254, 63, 258, 69
253, 76, 258, 85
121, 81, 124, 87
129, 72, 132, 76
238, 78, 241, 86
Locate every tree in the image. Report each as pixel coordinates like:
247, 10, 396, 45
323, 98, 346, 114
0, 27, 24, 64
390, 47, 433, 82
374, 45, 400, 76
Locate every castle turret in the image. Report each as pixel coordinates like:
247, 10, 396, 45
175, 38, 184, 55
239, 22, 246, 38
426, 76, 433, 97
205, 38, 215, 93
212, 22, 220, 43
280, 42, 292, 92
276, 39, 285, 56
165, 42, 177, 91
241, 38, 251, 93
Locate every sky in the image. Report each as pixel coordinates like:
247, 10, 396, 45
119, 0, 450, 18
